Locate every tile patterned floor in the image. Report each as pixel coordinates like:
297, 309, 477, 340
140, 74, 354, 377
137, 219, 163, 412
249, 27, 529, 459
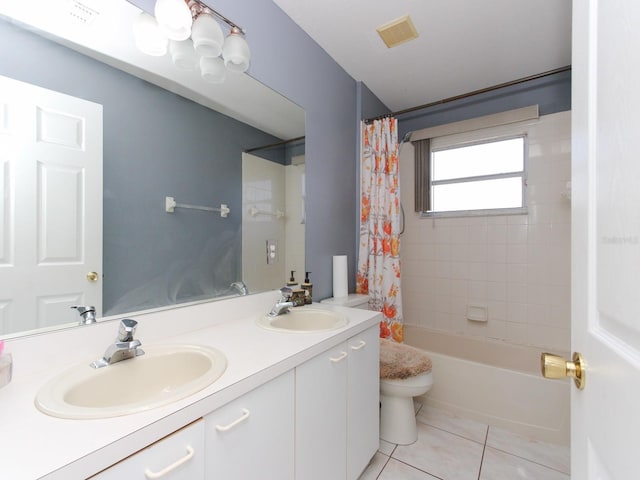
359, 404, 570, 480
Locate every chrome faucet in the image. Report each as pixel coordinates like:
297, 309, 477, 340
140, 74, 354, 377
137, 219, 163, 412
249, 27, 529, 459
230, 281, 249, 296
90, 318, 145, 369
268, 287, 295, 317
71, 305, 96, 325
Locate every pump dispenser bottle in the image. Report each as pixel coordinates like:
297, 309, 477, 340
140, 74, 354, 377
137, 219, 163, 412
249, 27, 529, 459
286, 270, 298, 289
301, 271, 313, 304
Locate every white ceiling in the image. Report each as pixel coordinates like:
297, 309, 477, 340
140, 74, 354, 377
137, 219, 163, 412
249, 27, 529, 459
274, 0, 572, 113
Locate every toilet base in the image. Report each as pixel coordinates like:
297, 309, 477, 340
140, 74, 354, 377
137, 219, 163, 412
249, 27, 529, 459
379, 393, 419, 445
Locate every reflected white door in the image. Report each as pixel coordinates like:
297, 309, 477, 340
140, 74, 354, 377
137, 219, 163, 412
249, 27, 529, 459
0, 75, 102, 334
572, 0, 640, 478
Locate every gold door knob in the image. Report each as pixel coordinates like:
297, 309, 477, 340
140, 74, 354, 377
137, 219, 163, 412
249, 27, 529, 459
541, 352, 585, 390
86, 271, 99, 282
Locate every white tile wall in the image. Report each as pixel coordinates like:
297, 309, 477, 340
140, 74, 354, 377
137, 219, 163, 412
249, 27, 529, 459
241, 154, 306, 292
399, 111, 571, 351
242, 153, 287, 291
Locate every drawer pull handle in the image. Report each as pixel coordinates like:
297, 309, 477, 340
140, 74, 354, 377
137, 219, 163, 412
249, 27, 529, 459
144, 445, 194, 479
330, 351, 348, 362
215, 408, 251, 432
350, 340, 366, 351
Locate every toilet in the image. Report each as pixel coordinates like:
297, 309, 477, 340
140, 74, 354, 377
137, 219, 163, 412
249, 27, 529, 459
379, 339, 433, 445
321, 294, 434, 445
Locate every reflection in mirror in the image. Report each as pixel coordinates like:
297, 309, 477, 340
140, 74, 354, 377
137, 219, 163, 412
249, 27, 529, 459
242, 138, 306, 292
0, 1, 305, 339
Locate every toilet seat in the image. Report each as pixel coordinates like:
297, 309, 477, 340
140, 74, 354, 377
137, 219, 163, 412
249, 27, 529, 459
379, 339, 432, 379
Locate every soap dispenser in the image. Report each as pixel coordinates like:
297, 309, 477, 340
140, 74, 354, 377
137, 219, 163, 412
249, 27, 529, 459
286, 270, 298, 289
301, 271, 313, 304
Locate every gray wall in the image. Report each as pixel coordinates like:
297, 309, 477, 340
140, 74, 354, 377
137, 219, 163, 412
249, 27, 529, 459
0, 19, 284, 314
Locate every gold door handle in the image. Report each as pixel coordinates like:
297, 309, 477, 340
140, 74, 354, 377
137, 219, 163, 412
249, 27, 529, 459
541, 352, 585, 390
86, 271, 99, 282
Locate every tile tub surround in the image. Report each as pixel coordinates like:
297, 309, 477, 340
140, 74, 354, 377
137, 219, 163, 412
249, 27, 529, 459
399, 111, 572, 353
359, 405, 570, 480
0, 292, 380, 480
405, 325, 570, 445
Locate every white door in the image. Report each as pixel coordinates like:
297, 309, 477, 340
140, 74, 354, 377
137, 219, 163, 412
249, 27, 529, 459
0, 75, 102, 335
571, 0, 640, 477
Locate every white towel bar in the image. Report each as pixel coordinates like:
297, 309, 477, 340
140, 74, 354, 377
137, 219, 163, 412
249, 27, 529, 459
165, 196, 229, 218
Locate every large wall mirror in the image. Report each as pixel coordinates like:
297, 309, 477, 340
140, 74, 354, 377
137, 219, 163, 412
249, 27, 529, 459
0, 0, 305, 339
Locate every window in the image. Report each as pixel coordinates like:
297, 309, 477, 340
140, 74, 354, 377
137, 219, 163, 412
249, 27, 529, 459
425, 135, 526, 215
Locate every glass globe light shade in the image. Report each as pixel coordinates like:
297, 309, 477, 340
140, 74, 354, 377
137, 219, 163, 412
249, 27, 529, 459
169, 39, 199, 70
222, 28, 250, 73
133, 12, 168, 57
191, 13, 224, 58
154, 0, 193, 41
200, 56, 226, 83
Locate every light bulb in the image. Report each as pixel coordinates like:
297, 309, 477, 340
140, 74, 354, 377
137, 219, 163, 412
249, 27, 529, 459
191, 13, 224, 58
222, 27, 250, 73
200, 56, 226, 83
154, 0, 193, 41
169, 39, 199, 70
133, 12, 168, 57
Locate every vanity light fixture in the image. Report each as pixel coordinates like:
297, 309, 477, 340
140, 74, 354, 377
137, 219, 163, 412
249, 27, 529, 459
154, 0, 193, 41
133, 0, 250, 81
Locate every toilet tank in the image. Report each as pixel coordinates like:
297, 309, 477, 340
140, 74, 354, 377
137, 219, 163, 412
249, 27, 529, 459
320, 293, 370, 310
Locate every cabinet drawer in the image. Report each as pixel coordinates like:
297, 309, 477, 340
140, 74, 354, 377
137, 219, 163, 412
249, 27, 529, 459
90, 420, 205, 480
205, 370, 294, 479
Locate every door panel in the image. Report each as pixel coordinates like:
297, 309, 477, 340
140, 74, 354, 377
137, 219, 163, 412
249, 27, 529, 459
0, 75, 102, 334
572, 0, 640, 478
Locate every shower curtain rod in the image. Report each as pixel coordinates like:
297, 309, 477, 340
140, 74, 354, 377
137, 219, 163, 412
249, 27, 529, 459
244, 135, 305, 154
364, 65, 572, 124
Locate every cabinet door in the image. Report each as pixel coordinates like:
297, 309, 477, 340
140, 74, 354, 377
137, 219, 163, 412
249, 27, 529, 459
205, 370, 294, 479
90, 420, 205, 480
347, 326, 380, 479
295, 342, 348, 480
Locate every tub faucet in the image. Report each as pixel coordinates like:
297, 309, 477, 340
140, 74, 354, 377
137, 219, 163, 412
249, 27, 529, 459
90, 318, 145, 369
71, 305, 96, 325
268, 287, 295, 317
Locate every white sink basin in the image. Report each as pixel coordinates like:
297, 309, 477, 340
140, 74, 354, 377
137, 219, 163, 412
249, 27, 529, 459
35, 344, 227, 419
257, 308, 348, 333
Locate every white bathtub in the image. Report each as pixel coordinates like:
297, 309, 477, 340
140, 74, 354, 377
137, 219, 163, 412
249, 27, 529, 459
404, 325, 570, 446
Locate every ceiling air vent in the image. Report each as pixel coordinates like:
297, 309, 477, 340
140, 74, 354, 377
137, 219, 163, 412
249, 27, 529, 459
66, 0, 100, 26
376, 15, 419, 48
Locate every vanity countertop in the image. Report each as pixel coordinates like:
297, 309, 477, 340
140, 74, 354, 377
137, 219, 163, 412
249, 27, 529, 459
0, 291, 380, 480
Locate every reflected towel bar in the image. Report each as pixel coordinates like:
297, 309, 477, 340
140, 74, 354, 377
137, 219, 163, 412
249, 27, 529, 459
165, 196, 229, 218
248, 206, 285, 219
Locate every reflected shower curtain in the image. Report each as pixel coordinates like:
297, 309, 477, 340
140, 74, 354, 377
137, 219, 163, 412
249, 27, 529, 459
356, 117, 403, 342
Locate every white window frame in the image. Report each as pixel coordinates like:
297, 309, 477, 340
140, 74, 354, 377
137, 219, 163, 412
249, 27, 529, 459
425, 134, 528, 217
419, 118, 532, 218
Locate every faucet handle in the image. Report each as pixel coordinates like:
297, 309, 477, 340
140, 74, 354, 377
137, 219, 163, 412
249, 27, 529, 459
117, 318, 138, 342
279, 286, 293, 301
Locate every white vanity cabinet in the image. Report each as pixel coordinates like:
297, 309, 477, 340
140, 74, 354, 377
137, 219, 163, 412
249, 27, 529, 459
347, 325, 380, 479
295, 325, 379, 480
90, 420, 205, 480
204, 370, 295, 479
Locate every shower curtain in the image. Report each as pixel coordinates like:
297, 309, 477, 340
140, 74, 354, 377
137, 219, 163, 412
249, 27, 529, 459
356, 117, 404, 342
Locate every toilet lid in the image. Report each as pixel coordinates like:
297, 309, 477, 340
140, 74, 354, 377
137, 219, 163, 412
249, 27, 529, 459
379, 339, 432, 380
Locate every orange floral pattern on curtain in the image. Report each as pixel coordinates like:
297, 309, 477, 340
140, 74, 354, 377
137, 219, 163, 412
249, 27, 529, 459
356, 117, 403, 342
